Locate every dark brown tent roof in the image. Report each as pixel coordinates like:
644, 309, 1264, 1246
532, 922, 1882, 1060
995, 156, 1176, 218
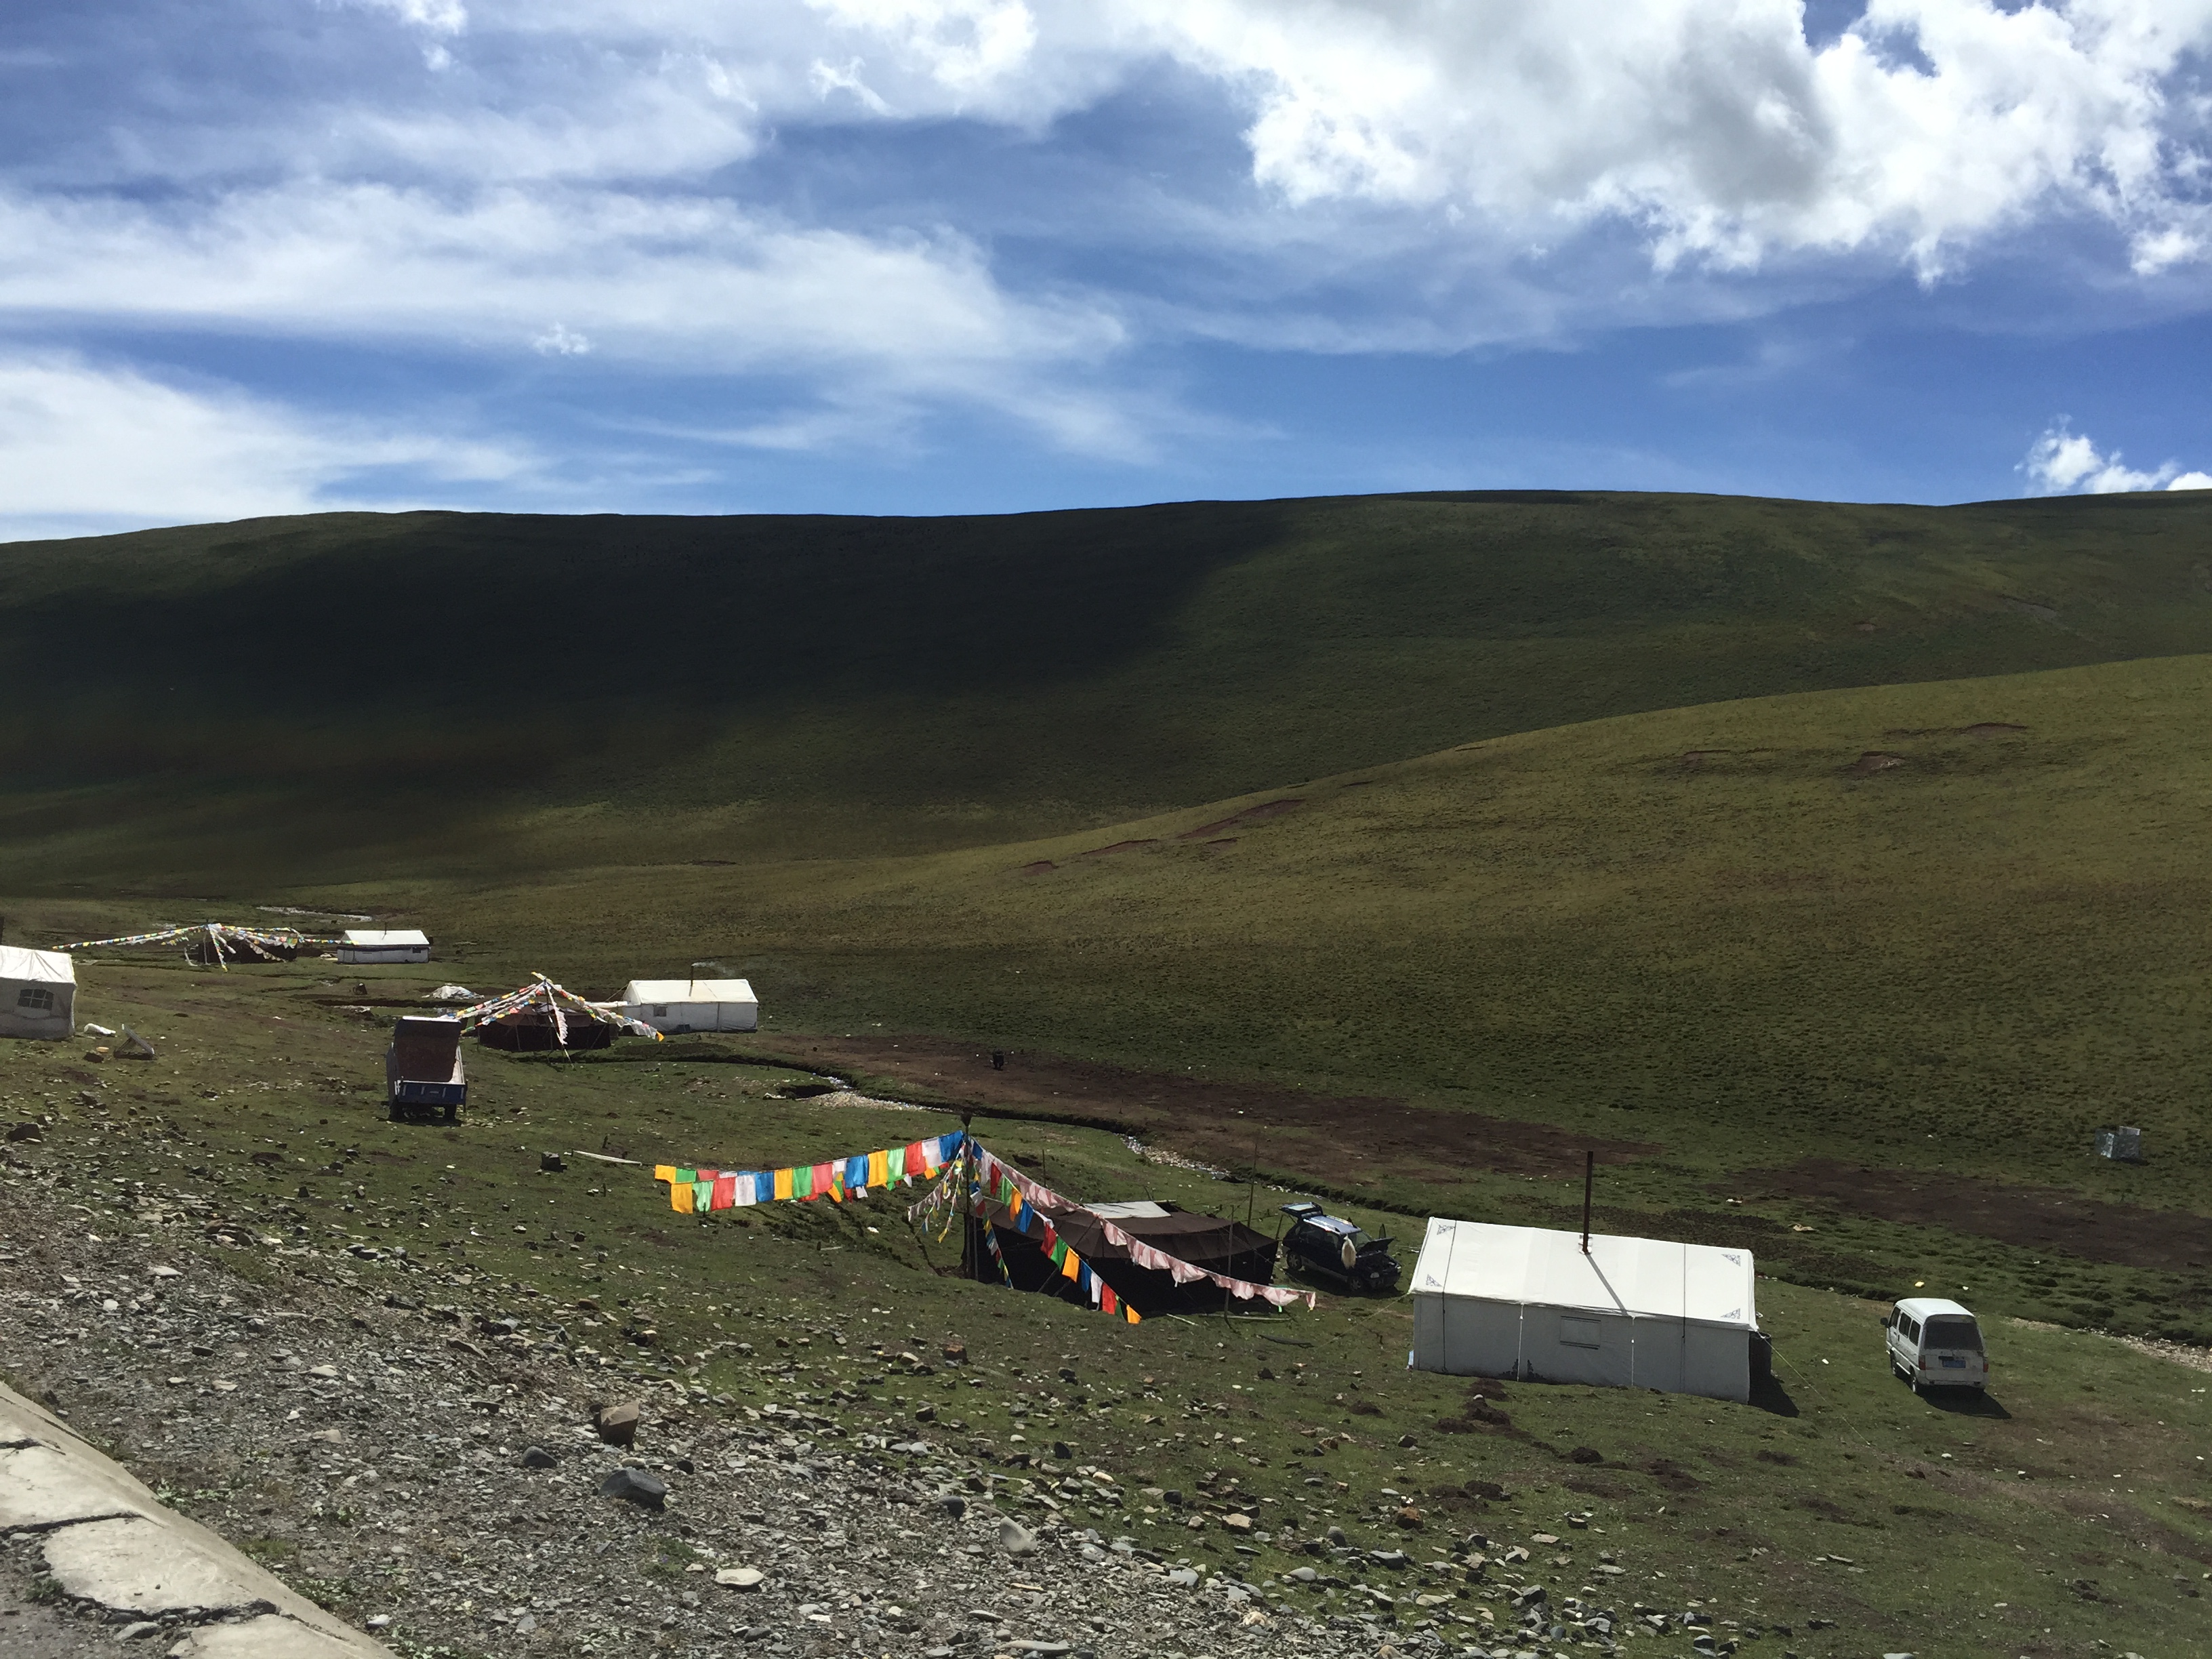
969, 1197, 1277, 1315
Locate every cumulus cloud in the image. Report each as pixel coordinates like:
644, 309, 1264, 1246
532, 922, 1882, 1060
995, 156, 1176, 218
304, 1, 2212, 276
2020, 419, 2209, 495
0, 354, 526, 541
785, 0, 2212, 276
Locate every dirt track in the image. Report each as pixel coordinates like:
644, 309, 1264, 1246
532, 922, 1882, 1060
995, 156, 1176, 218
1727, 1158, 2212, 1272
747, 1036, 1656, 1189
761, 1041, 2212, 1282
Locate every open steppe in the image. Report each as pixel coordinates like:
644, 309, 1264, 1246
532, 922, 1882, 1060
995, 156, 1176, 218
4, 490, 2211, 1656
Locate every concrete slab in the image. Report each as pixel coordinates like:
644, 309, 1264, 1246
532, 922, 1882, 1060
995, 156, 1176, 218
39, 1515, 273, 1618
0, 1441, 149, 1529
167, 1614, 375, 1658
0, 1378, 392, 1655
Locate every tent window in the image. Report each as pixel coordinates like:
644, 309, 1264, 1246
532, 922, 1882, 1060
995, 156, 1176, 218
652, 1006, 668, 1017
16, 987, 54, 1011
1559, 1315, 1601, 1349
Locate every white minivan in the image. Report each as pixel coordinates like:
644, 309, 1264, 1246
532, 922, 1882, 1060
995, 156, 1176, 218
1884, 1297, 1989, 1393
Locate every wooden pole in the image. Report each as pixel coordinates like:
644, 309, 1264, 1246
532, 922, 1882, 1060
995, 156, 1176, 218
959, 1111, 975, 1283
1245, 1115, 1259, 1229
1581, 1150, 1595, 1254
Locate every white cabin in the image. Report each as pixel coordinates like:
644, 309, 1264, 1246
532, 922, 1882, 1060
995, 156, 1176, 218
621, 978, 758, 1034
0, 947, 76, 1040
338, 929, 432, 964
1408, 1217, 1761, 1403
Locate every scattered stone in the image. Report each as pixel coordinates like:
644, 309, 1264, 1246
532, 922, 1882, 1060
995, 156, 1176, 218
1223, 1513, 1254, 1532
539, 1152, 565, 1172
935, 1494, 967, 1519
599, 1467, 668, 1510
114, 1620, 162, 1640
595, 1400, 641, 1447
1164, 1568, 1200, 1588
942, 1340, 967, 1363
520, 1446, 557, 1469
715, 1567, 766, 1591
998, 1519, 1039, 1556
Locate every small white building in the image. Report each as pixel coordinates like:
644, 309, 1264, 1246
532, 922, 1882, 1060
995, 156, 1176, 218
621, 978, 758, 1034
0, 947, 77, 1040
1409, 1217, 1762, 1404
338, 929, 432, 964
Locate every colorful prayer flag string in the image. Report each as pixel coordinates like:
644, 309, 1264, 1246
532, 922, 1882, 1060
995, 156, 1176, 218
655, 1131, 966, 1214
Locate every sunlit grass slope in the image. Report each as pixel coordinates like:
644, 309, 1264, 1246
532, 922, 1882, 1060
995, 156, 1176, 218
5, 488, 2212, 888
376, 653, 2212, 1203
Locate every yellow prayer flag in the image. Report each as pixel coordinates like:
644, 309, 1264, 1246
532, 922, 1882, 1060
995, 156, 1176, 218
1061, 1251, 1081, 1282
672, 1181, 695, 1214
773, 1167, 794, 1202
868, 1149, 889, 1187
653, 1164, 678, 1183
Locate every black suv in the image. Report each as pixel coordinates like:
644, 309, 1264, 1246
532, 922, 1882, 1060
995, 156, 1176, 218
1280, 1202, 1401, 1294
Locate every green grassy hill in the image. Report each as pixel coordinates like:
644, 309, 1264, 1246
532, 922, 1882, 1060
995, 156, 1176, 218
6, 489, 2212, 888
357, 649, 2205, 1190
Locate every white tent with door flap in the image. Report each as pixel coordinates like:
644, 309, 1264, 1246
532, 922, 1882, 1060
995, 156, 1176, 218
0, 947, 77, 1040
1409, 1217, 1761, 1403
621, 979, 758, 1034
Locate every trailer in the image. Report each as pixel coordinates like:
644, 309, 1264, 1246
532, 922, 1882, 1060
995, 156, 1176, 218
387, 1015, 466, 1122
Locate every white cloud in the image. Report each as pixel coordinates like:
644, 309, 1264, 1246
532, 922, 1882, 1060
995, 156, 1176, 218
354, 0, 468, 36
0, 184, 1130, 445
2020, 419, 2200, 494
532, 322, 592, 356
787, 0, 2212, 275
0, 353, 527, 541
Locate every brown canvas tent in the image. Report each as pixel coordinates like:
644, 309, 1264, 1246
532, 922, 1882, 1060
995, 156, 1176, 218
969, 1197, 1277, 1315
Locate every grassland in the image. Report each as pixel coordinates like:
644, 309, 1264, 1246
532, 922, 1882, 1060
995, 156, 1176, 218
7, 491, 2212, 1651
5, 489, 2212, 888
2, 956, 2207, 1658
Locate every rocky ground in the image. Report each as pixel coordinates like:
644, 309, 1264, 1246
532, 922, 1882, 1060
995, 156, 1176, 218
0, 1180, 1675, 1659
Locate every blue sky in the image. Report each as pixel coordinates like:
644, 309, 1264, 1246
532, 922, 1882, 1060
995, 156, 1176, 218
3, 0, 2211, 538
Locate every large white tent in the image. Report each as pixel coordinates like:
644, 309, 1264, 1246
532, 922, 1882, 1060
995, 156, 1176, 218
1409, 1217, 1761, 1403
621, 979, 758, 1034
338, 929, 431, 964
0, 947, 77, 1040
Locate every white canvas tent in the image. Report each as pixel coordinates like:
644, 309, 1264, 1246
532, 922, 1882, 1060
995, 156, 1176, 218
338, 929, 432, 964
0, 947, 77, 1040
621, 979, 758, 1034
1409, 1217, 1761, 1403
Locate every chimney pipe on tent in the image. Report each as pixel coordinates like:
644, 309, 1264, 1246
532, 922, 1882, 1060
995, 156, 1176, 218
1580, 1150, 1595, 1255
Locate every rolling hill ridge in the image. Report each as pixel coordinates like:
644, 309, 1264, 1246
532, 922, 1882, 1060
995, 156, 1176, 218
7, 488, 2212, 888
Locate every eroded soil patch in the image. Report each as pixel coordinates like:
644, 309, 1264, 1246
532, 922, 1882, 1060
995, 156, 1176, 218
1727, 1158, 2212, 1271
748, 1035, 1656, 1184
